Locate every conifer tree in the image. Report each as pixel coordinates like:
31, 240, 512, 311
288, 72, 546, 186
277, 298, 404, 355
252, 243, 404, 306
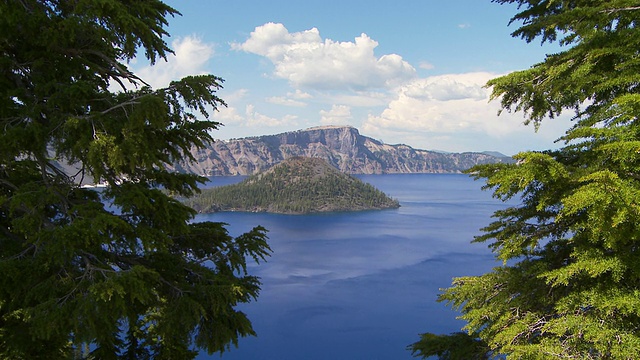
413, 1, 640, 358
0, 1, 270, 358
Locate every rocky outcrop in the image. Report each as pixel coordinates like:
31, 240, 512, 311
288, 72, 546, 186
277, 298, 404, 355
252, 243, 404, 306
171, 125, 512, 176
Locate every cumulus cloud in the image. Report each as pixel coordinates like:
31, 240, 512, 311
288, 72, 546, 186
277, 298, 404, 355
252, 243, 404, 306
361, 71, 573, 153
133, 36, 214, 89
402, 75, 487, 101
214, 105, 244, 125
224, 88, 250, 102
209, 89, 249, 125
232, 22, 416, 90
210, 88, 300, 131
363, 72, 521, 135
320, 105, 352, 125
325, 91, 390, 107
266, 90, 312, 107
245, 104, 298, 128
266, 97, 307, 107
290, 89, 313, 99
214, 103, 299, 128
419, 61, 435, 70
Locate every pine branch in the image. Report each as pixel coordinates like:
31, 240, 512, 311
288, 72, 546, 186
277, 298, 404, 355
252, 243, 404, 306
601, 6, 640, 14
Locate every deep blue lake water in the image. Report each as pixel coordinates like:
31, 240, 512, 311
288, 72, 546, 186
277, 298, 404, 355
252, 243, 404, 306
195, 174, 508, 360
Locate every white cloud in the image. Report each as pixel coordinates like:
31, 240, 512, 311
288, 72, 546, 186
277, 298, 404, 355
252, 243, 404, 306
402, 74, 487, 101
361, 71, 571, 153
266, 89, 312, 107
320, 105, 352, 125
133, 36, 214, 89
213, 106, 244, 125
290, 89, 312, 99
232, 22, 416, 90
266, 96, 307, 107
363, 73, 525, 135
211, 88, 300, 131
364, 72, 503, 133
224, 88, 249, 102
209, 89, 249, 125
245, 104, 298, 128
322, 91, 390, 108
419, 61, 435, 70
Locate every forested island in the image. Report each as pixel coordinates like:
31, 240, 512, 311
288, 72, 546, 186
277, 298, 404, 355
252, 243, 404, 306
185, 157, 400, 214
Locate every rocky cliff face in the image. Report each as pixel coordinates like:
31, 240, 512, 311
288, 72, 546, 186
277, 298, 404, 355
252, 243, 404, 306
171, 126, 512, 176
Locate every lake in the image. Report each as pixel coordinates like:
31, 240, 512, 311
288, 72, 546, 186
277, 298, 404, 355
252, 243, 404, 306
195, 174, 508, 360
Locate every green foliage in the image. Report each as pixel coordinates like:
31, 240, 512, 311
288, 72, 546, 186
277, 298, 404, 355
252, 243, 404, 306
410, 332, 490, 360
413, 1, 640, 359
1, 1, 270, 358
185, 157, 400, 214
488, 0, 640, 127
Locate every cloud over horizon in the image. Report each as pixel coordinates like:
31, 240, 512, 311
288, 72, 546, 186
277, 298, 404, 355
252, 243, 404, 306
365, 72, 515, 134
361, 72, 571, 153
126, 25, 568, 154
134, 36, 214, 89
320, 105, 352, 125
232, 23, 416, 90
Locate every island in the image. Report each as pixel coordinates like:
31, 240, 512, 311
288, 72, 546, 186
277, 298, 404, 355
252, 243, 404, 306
185, 156, 400, 214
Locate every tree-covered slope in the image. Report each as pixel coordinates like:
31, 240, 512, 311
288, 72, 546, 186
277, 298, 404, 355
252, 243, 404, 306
186, 157, 400, 214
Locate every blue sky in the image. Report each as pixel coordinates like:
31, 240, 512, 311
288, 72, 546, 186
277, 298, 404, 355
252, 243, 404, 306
131, 0, 572, 155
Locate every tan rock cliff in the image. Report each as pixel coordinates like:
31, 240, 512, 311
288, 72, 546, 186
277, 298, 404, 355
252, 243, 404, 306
170, 126, 512, 176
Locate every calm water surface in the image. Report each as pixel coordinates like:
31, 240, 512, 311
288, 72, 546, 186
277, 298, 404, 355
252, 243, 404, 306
195, 174, 507, 360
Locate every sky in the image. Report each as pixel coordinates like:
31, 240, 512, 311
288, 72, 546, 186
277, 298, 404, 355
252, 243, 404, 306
130, 0, 574, 155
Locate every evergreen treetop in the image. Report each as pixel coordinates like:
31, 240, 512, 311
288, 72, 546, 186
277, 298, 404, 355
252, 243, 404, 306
1, 1, 270, 358
413, 1, 640, 358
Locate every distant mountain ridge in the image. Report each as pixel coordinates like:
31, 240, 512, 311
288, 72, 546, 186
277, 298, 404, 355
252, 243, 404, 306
171, 125, 512, 176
